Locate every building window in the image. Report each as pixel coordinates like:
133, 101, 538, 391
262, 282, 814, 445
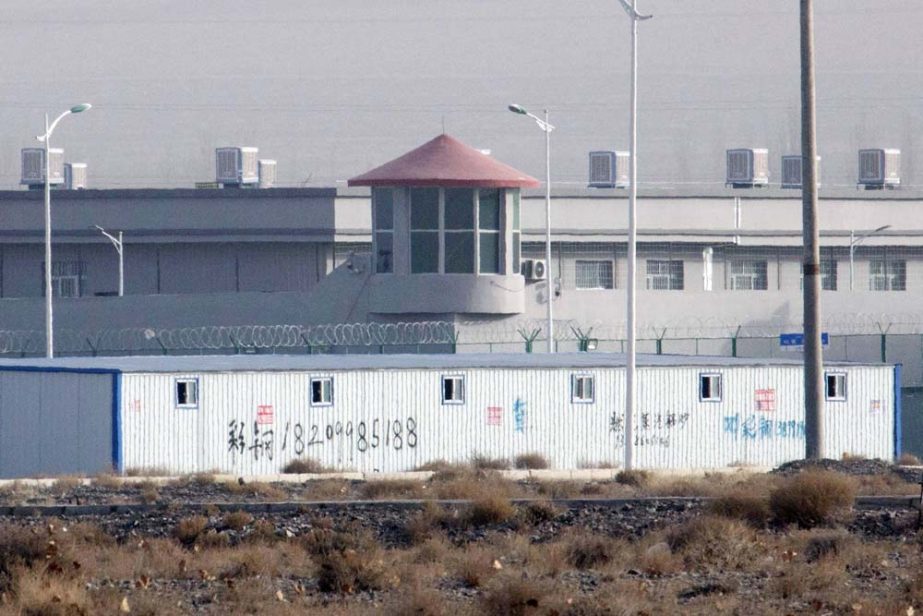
444, 188, 475, 273
869, 258, 906, 291
175, 378, 199, 408
410, 187, 440, 273
478, 189, 501, 274
575, 260, 614, 290
728, 259, 768, 290
825, 372, 846, 401
646, 260, 684, 290
42, 261, 85, 298
373, 188, 393, 273
310, 377, 334, 406
571, 374, 595, 403
409, 187, 504, 275
820, 260, 837, 291
699, 373, 722, 402
511, 190, 521, 275
442, 375, 465, 404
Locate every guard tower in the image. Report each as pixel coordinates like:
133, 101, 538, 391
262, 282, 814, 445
348, 134, 540, 315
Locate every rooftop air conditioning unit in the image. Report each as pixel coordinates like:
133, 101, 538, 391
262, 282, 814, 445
21, 148, 64, 187
726, 148, 769, 188
258, 159, 276, 188
858, 149, 900, 189
64, 163, 87, 190
216, 147, 259, 187
521, 259, 547, 281
780, 155, 821, 189
588, 151, 629, 188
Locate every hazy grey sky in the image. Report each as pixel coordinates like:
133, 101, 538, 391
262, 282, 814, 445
0, 0, 919, 190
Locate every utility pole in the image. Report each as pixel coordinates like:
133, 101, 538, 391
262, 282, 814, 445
801, 0, 824, 458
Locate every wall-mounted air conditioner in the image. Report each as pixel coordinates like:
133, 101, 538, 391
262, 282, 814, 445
521, 259, 548, 281
781, 155, 821, 189
858, 149, 900, 189
258, 159, 276, 188
21, 148, 64, 187
726, 148, 769, 188
64, 163, 87, 190
588, 151, 629, 188
216, 147, 259, 186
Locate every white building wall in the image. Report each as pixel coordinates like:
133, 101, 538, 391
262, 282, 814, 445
119, 364, 895, 474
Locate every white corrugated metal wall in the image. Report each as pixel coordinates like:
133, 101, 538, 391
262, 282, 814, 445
119, 364, 895, 474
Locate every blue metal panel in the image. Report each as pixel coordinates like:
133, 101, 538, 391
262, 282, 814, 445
894, 364, 903, 459
112, 372, 123, 473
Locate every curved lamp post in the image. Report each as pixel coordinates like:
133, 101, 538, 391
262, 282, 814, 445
849, 225, 891, 291
95, 225, 124, 297
36, 103, 92, 357
508, 103, 555, 353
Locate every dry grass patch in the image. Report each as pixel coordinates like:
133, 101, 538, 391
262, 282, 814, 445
302, 524, 390, 594
709, 489, 771, 528
481, 575, 553, 616
359, 479, 426, 500
614, 469, 650, 488
174, 515, 209, 546
224, 480, 287, 500
563, 532, 619, 570
282, 458, 331, 474
403, 502, 447, 545
50, 475, 82, 496
471, 454, 511, 471
513, 453, 549, 470
139, 481, 160, 504
665, 515, 761, 571
769, 470, 857, 528
898, 452, 921, 465
464, 496, 516, 527
520, 500, 559, 526
9, 567, 93, 615
223, 510, 254, 531
301, 479, 351, 500
93, 472, 122, 489
451, 545, 500, 589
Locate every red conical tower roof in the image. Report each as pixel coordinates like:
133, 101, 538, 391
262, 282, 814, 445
348, 134, 540, 188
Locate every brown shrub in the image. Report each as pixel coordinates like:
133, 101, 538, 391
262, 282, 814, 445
124, 466, 170, 477
481, 575, 551, 616
709, 490, 771, 528
360, 479, 425, 500
514, 453, 550, 470
50, 476, 82, 496
302, 479, 351, 500
564, 533, 616, 570
385, 585, 447, 616
305, 525, 388, 594
93, 473, 122, 489
223, 510, 254, 531
174, 515, 209, 546
0, 525, 51, 584
465, 496, 516, 527
535, 481, 581, 500
282, 458, 330, 474
403, 502, 447, 545
638, 541, 681, 576
520, 500, 558, 526
432, 475, 514, 501
615, 469, 650, 488
412, 536, 452, 565
471, 455, 511, 471
802, 530, 853, 563
10, 568, 92, 616
452, 546, 498, 588
665, 515, 759, 571
898, 452, 922, 466
139, 482, 160, 505
769, 471, 857, 528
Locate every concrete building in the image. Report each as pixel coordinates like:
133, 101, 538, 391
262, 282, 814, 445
0, 353, 899, 477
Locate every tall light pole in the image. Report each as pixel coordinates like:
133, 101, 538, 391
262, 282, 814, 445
616, 0, 652, 470
800, 0, 824, 459
37, 103, 92, 358
508, 103, 556, 352
849, 225, 891, 291
95, 225, 124, 297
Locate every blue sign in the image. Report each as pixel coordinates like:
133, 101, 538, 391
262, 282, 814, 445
780, 332, 829, 348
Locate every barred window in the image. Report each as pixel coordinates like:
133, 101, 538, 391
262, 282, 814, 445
575, 260, 613, 290
728, 259, 768, 290
645, 260, 684, 290
869, 259, 905, 291
42, 261, 85, 298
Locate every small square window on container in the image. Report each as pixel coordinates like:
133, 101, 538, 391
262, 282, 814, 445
825, 372, 847, 401
310, 377, 334, 407
175, 378, 199, 409
442, 375, 465, 405
699, 373, 722, 402
571, 374, 595, 404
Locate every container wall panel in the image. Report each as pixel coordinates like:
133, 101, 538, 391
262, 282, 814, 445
120, 364, 895, 474
0, 371, 113, 478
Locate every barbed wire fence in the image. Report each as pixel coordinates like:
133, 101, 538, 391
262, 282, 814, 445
0, 312, 922, 374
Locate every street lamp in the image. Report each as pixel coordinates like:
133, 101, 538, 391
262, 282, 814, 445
36, 103, 92, 358
95, 225, 124, 297
508, 103, 556, 353
616, 0, 652, 470
849, 225, 891, 291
